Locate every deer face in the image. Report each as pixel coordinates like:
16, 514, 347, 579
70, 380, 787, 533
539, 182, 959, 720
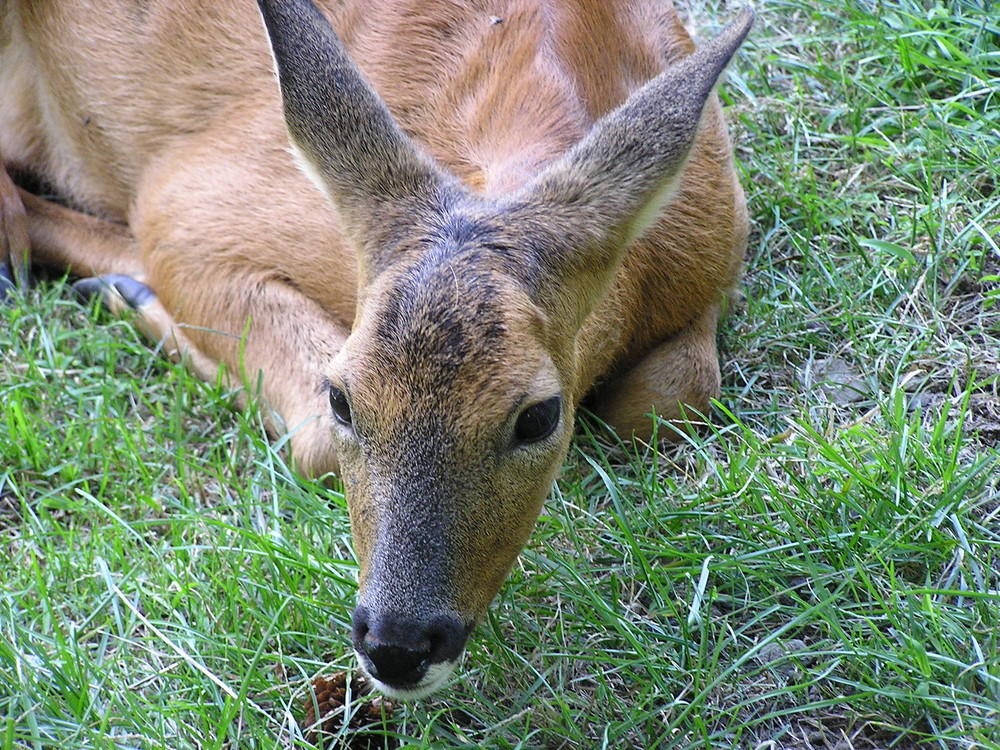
326, 230, 572, 696
257, 0, 751, 698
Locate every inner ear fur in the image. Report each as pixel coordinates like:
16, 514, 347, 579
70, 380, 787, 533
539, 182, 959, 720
257, 0, 462, 282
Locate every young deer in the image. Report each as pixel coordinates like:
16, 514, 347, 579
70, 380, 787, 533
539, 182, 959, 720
1, 0, 752, 697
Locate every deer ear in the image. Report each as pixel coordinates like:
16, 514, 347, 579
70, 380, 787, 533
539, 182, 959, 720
257, 0, 454, 281
515, 9, 753, 324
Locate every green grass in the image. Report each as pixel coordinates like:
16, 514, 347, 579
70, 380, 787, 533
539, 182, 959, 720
2, 0, 999, 747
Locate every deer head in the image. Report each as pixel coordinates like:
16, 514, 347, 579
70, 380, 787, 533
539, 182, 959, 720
257, 0, 752, 698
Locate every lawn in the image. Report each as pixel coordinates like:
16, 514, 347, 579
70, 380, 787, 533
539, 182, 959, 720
2, 0, 999, 748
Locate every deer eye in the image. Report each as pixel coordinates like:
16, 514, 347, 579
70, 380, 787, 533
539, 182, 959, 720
513, 396, 561, 445
328, 385, 353, 426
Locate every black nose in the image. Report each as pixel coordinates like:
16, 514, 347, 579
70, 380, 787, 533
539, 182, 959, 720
352, 606, 469, 689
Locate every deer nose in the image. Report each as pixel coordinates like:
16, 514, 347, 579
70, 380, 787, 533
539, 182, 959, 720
352, 605, 470, 692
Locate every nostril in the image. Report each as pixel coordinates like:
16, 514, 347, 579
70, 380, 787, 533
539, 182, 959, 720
425, 615, 468, 664
351, 605, 371, 650
355, 621, 369, 642
428, 629, 444, 654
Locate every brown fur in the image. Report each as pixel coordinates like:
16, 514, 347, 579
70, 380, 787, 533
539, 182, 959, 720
1, 0, 751, 696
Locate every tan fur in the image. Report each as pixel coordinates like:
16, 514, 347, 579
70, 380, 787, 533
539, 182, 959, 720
1, 0, 751, 697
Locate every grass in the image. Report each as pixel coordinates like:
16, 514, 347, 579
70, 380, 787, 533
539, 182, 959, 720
2, 0, 999, 747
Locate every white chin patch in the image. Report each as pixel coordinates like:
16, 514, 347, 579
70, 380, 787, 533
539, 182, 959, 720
355, 650, 460, 700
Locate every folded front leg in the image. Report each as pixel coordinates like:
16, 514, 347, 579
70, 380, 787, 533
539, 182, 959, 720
147, 265, 348, 476
17, 188, 142, 279
17, 176, 347, 476
589, 302, 724, 442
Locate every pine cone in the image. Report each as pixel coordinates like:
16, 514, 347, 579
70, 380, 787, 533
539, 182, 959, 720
302, 671, 397, 749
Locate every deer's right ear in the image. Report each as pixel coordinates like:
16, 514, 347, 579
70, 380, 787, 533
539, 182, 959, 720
512, 8, 753, 330
257, 0, 453, 282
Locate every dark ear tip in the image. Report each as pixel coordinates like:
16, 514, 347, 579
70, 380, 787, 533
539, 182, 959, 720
697, 5, 754, 73
730, 7, 756, 42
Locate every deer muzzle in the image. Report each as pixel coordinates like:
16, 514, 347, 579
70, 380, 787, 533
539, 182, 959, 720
351, 603, 473, 698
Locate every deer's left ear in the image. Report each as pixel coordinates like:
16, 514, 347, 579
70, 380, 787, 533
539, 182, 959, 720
511, 8, 753, 326
257, 0, 460, 283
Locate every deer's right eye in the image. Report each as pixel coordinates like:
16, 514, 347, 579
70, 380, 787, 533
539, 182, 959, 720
329, 386, 353, 426
513, 396, 561, 445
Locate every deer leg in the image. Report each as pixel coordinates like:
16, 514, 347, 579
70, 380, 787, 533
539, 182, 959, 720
14, 189, 228, 389
144, 264, 347, 477
17, 185, 344, 476
16, 188, 143, 279
76, 266, 345, 477
12, 189, 210, 370
72, 272, 224, 380
589, 302, 723, 442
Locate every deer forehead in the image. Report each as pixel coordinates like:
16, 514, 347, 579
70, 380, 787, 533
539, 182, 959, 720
338, 248, 558, 423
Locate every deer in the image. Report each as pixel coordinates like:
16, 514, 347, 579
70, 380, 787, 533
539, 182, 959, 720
0, 0, 752, 698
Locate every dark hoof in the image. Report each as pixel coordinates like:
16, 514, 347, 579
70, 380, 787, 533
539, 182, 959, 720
0, 257, 30, 301
73, 274, 155, 309
0, 258, 15, 300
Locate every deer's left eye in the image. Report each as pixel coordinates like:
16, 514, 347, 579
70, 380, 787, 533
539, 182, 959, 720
513, 396, 561, 445
329, 386, 353, 426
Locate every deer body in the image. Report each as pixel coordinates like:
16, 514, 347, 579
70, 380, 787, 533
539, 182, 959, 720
1, 0, 751, 697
